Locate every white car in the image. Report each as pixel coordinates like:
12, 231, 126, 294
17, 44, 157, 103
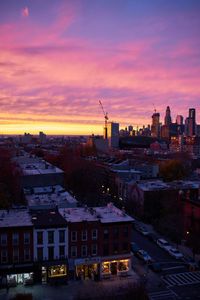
157, 238, 172, 251
168, 248, 183, 259
136, 249, 152, 262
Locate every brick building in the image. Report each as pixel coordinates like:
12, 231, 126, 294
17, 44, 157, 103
0, 208, 34, 286
59, 204, 133, 280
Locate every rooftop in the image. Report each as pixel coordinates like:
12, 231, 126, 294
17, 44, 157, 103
59, 203, 134, 224
24, 185, 77, 209
0, 208, 32, 228
137, 179, 200, 191
14, 153, 64, 176
31, 209, 67, 227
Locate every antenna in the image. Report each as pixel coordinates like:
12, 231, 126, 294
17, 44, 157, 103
152, 103, 156, 113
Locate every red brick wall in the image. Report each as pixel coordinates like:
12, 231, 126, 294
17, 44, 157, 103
0, 227, 33, 264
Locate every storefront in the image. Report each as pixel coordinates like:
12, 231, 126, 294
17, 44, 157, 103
0, 264, 34, 286
7, 272, 33, 286
42, 264, 67, 283
74, 257, 101, 280
101, 255, 132, 278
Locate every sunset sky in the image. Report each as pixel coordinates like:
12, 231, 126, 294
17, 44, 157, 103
0, 0, 200, 135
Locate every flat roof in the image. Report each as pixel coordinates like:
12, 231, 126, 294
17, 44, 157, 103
24, 185, 77, 209
59, 203, 133, 224
14, 154, 63, 176
0, 209, 32, 228
137, 180, 200, 191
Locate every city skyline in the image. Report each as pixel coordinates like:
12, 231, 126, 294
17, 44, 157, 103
0, 0, 200, 135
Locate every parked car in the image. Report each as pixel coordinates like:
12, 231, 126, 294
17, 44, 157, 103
149, 262, 162, 272
135, 225, 149, 236
157, 238, 172, 251
131, 242, 141, 254
136, 249, 152, 262
168, 248, 183, 259
147, 233, 159, 243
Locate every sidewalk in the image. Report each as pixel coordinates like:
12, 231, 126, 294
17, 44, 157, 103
0, 270, 140, 300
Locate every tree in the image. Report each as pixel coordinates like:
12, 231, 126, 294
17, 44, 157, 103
0, 148, 22, 209
159, 159, 185, 182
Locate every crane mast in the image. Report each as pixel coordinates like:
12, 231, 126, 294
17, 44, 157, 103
99, 100, 108, 139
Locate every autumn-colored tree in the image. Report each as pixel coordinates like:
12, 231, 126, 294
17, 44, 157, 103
159, 159, 185, 182
0, 148, 22, 209
44, 146, 105, 205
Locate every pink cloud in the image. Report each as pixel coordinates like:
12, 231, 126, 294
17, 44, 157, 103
21, 7, 29, 17
0, 3, 200, 134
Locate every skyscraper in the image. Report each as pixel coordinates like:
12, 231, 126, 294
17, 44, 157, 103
107, 122, 119, 148
164, 106, 172, 125
188, 108, 196, 136
151, 112, 160, 138
176, 115, 183, 125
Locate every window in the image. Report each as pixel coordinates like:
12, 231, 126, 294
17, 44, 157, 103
82, 230, 87, 241
81, 245, 87, 257
92, 244, 97, 256
24, 232, 30, 245
37, 247, 43, 261
118, 260, 129, 272
59, 246, 65, 259
12, 233, 19, 246
102, 262, 110, 274
71, 246, 77, 257
123, 227, 128, 238
48, 247, 54, 260
48, 265, 67, 278
37, 232, 43, 244
1, 234, 7, 246
123, 242, 128, 252
59, 230, 65, 243
71, 231, 77, 242
104, 229, 109, 240
103, 244, 109, 256
113, 228, 119, 239
48, 231, 54, 244
1, 250, 7, 263
24, 248, 30, 261
13, 248, 19, 263
113, 243, 119, 254
92, 229, 98, 240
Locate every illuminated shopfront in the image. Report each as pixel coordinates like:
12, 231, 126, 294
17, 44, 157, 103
74, 258, 100, 280
42, 265, 67, 283
7, 272, 33, 286
76, 263, 98, 279
102, 259, 130, 277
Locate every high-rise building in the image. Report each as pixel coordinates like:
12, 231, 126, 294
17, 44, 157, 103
185, 117, 189, 136
176, 115, 183, 125
39, 131, 47, 144
164, 106, 172, 125
151, 112, 160, 138
128, 125, 133, 133
160, 125, 170, 140
107, 122, 119, 148
176, 115, 184, 135
188, 108, 196, 136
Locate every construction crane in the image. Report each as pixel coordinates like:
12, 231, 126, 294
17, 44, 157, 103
99, 100, 108, 139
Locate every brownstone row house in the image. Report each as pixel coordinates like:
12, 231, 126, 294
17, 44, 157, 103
0, 204, 133, 286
